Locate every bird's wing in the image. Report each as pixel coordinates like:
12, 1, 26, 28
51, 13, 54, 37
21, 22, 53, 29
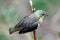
19, 22, 38, 34
15, 16, 28, 28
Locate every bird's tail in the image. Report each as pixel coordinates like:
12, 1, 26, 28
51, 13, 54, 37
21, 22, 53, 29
9, 27, 20, 34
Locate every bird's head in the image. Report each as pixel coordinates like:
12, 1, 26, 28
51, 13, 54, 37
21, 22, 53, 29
34, 10, 48, 23
34, 10, 48, 19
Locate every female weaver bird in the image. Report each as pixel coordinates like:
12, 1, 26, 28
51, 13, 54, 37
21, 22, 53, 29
9, 10, 48, 34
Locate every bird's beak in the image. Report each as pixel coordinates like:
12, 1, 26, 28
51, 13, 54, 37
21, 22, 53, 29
42, 13, 48, 17
44, 14, 48, 17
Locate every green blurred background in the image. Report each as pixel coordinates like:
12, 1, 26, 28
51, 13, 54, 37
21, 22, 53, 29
0, 0, 60, 40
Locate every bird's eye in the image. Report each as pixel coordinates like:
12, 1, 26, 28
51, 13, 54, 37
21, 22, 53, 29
41, 14, 45, 16
42, 13, 48, 16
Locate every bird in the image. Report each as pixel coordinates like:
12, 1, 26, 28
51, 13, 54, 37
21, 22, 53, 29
9, 10, 48, 34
